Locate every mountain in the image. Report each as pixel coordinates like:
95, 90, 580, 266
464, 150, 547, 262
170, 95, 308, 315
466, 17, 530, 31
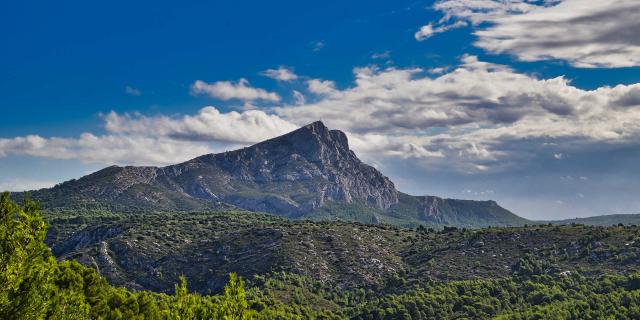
547, 214, 640, 226
18, 121, 527, 228
387, 193, 530, 228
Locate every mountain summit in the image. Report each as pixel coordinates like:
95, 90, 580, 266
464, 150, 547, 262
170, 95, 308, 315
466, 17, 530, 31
21, 121, 527, 227
162, 120, 398, 216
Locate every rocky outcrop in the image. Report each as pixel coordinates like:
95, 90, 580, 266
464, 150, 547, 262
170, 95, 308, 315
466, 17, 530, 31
21, 121, 525, 227
158, 121, 399, 216
27, 121, 399, 218
416, 195, 528, 227
52, 225, 125, 255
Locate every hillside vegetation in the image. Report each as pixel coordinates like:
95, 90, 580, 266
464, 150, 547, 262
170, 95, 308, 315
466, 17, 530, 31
5, 196, 640, 318
45, 207, 640, 295
5, 193, 640, 319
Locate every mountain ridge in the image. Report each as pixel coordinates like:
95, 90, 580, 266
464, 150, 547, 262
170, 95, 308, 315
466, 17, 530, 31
14, 121, 527, 228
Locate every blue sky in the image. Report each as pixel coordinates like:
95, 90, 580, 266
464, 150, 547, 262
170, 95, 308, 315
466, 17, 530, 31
2, 0, 640, 219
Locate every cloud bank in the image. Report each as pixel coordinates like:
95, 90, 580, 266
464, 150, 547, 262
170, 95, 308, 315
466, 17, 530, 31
275, 55, 640, 171
2, 56, 639, 175
418, 0, 640, 68
0, 108, 297, 166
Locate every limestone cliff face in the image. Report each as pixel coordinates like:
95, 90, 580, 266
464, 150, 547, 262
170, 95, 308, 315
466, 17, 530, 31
163, 121, 399, 216
29, 121, 399, 217
416, 195, 528, 227
22, 121, 525, 227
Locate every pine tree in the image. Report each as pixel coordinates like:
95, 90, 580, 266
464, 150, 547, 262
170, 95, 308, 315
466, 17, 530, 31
0, 192, 56, 320
219, 273, 249, 320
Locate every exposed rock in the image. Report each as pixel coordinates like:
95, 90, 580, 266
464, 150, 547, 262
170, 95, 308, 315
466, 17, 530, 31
20, 121, 525, 227
25, 121, 399, 217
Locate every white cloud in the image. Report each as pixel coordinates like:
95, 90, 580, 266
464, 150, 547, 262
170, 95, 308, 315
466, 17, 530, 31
414, 20, 467, 41
292, 90, 306, 105
371, 51, 391, 59
104, 106, 297, 144
0, 133, 213, 166
428, 67, 448, 75
0, 107, 298, 166
475, 0, 640, 68
433, 0, 540, 25
414, 24, 437, 41
274, 55, 640, 172
420, 0, 640, 68
306, 79, 336, 95
125, 85, 141, 96
311, 40, 325, 52
5, 56, 640, 175
191, 79, 280, 102
261, 67, 298, 81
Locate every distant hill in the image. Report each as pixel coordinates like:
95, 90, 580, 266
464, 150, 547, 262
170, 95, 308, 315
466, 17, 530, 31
547, 214, 640, 226
46, 210, 640, 294
13, 121, 527, 228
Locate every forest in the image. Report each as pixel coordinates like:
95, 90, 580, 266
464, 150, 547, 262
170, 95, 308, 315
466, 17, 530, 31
3, 192, 640, 319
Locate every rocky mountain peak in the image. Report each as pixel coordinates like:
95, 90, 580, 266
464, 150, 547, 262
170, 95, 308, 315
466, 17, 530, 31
299, 120, 349, 150
245, 120, 351, 163
124, 121, 399, 216
18, 121, 526, 228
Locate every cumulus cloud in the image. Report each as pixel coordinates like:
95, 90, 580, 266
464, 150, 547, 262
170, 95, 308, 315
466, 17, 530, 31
0, 107, 297, 166
306, 79, 336, 95
104, 107, 297, 144
427, 67, 448, 75
4, 56, 640, 174
614, 87, 640, 107
275, 55, 640, 172
0, 133, 215, 166
191, 79, 280, 102
261, 67, 298, 81
419, 0, 640, 68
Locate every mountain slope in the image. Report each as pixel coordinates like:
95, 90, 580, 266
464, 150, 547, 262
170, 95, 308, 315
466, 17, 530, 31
387, 193, 530, 228
46, 210, 640, 294
547, 214, 640, 226
18, 121, 527, 227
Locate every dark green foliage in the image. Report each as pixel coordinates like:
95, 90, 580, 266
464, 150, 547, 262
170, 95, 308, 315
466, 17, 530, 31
4, 193, 640, 319
0, 193, 260, 319
0, 193, 57, 319
46, 210, 640, 295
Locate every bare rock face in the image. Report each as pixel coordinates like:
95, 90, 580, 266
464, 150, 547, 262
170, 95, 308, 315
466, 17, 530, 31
417, 195, 528, 227
28, 121, 399, 217
166, 121, 399, 216
22, 121, 525, 227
